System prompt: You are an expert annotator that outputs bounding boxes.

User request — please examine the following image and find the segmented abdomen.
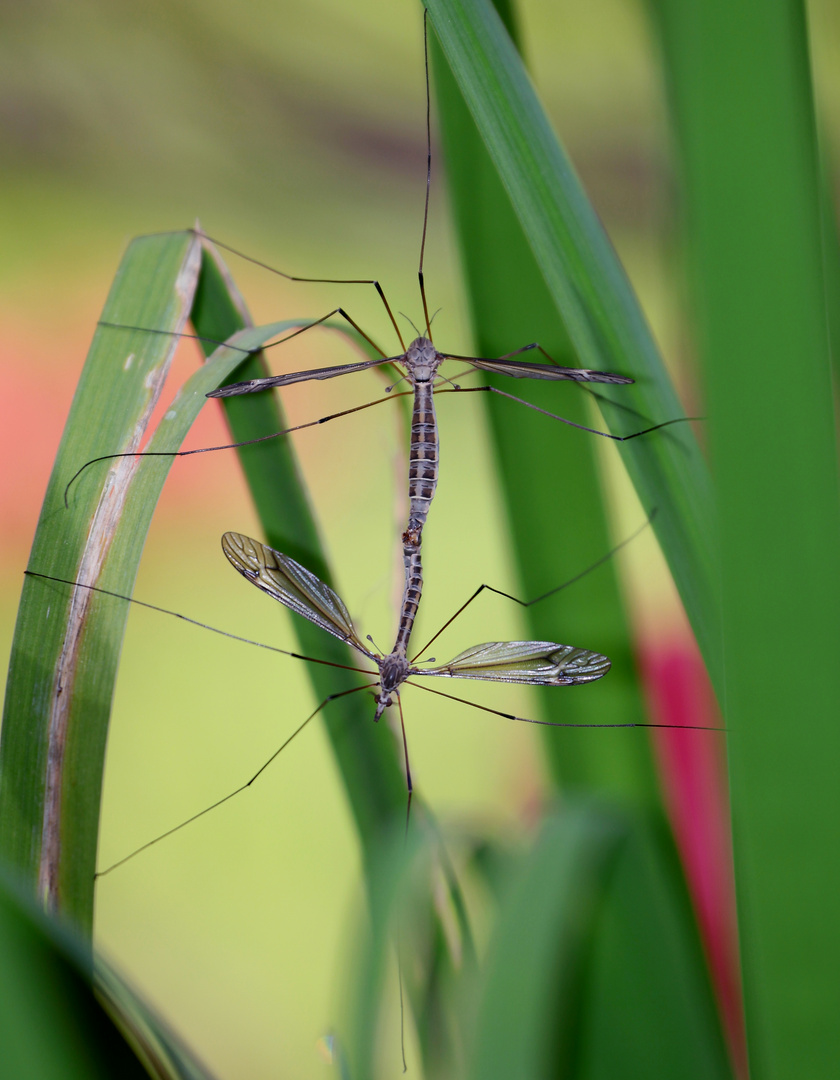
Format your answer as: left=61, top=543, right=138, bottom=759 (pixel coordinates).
left=393, top=376, right=438, bottom=657
left=406, top=380, right=438, bottom=540
left=393, top=547, right=423, bottom=656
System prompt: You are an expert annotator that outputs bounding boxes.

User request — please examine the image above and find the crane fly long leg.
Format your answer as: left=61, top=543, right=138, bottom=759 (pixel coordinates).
left=454, top=339, right=618, bottom=371
left=396, top=693, right=413, bottom=837
left=23, top=571, right=379, bottom=676
left=436, top=385, right=693, bottom=444
left=410, top=514, right=656, bottom=662
left=102, top=304, right=388, bottom=364
left=63, top=388, right=415, bottom=507
left=95, top=682, right=377, bottom=878
left=98, top=319, right=255, bottom=357
left=407, top=681, right=724, bottom=731
left=196, top=229, right=407, bottom=350
left=417, top=8, right=433, bottom=345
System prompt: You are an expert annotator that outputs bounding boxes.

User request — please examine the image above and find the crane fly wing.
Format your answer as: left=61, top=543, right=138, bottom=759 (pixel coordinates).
left=208, top=356, right=402, bottom=398
left=421, top=641, right=611, bottom=685
left=446, top=355, right=633, bottom=386
left=221, top=532, right=374, bottom=659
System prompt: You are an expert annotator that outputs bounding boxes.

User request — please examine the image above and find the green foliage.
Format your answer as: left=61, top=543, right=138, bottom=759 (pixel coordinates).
left=0, top=872, right=138, bottom=1080
left=425, top=0, right=719, bottom=689
left=0, top=867, right=214, bottom=1080
left=3, top=0, right=837, bottom=1076
left=651, top=2, right=840, bottom=1076
left=429, top=0, right=661, bottom=801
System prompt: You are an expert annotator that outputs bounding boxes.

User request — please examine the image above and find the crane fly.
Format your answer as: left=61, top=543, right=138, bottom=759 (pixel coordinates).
left=63, top=12, right=692, bottom=633
left=58, top=4, right=694, bottom=698
left=66, top=250, right=664, bottom=658
left=35, top=520, right=715, bottom=879
left=57, top=16, right=695, bottom=708
left=221, top=530, right=611, bottom=718
left=95, top=526, right=609, bottom=876
left=219, top=528, right=610, bottom=828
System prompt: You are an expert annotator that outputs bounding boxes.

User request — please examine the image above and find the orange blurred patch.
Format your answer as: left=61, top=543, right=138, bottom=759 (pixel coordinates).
left=0, top=315, right=86, bottom=562
left=2, top=286, right=386, bottom=566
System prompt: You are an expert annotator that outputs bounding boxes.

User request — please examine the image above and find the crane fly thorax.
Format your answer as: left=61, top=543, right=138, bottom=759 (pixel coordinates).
left=380, top=652, right=410, bottom=693
left=405, top=336, right=443, bottom=384
left=373, top=652, right=410, bottom=722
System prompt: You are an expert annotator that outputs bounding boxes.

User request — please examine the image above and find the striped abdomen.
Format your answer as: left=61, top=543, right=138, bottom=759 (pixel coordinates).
left=394, top=337, right=441, bottom=657
left=393, top=546, right=423, bottom=657
left=404, top=379, right=439, bottom=546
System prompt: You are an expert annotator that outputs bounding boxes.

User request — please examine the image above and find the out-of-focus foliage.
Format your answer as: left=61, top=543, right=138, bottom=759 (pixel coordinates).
left=2, top=0, right=839, bottom=1077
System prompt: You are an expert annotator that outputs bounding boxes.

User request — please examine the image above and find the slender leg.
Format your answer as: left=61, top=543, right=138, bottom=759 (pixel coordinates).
left=395, top=691, right=413, bottom=1073
left=407, top=681, right=724, bottom=732
left=95, top=683, right=375, bottom=877
left=396, top=693, right=414, bottom=838
left=436, top=384, right=693, bottom=444
left=25, top=571, right=380, bottom=678
left=102, top=304, right=389, bottom=363
left=196, top=231, right=407, bottom=350
left=410, top=516, right=655, bottom=662
left=64, top=388, right=415, bottom=506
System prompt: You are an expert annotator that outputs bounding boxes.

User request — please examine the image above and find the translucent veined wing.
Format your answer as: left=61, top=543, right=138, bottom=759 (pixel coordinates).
left=443, top=354, right=633, bottom=385
left=221, top=532, right=375, bottom=659
left=420, top=641, right=611, bottom=685
left=207, top=355, right=403, bottom=397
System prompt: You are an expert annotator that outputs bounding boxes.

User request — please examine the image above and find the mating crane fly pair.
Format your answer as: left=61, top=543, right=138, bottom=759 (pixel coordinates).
left=47, top=13, right=707, bottom=873
left=61, top=230, right=682, bottom=740
left=59, top=224, right=686, bottom=812
left=220, top=532, right=612, bottom=797
left=195, top=238, right=652, bottom=752
left=64, top=247, right=669, bottom=795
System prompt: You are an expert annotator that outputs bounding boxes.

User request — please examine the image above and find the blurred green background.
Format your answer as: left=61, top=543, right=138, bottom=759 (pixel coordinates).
left=1, top=1, right=838, bottom=1077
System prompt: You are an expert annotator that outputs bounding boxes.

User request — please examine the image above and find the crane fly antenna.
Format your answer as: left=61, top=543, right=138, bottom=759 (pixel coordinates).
left=399, top=311, right=424, bottom=338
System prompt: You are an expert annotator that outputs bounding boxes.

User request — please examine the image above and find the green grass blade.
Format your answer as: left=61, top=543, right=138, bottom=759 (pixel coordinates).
left=0, top=862, right=219, bottom=1079
left=0, top=235, right=407, bottom=936
left=0, top=868, right=157, bottom=1080
left=466, top=801, right=731, bottom=1080
left=651, top=2, right=840, bottom=1075
left=94, top=958, right=220, bottom=1080
left=0, top=232, right=204, bottom=932
left=425, top=0, right=719, bottom=689
left=188, top=250, right=408, bottom=856
left=344, top=820, right=459, bottom=1079
left=430, top=0, right=660, bottom=802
